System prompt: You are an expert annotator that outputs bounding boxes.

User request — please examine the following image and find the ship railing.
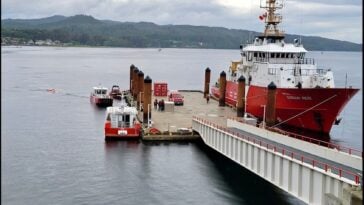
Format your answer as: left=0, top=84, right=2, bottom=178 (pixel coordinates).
left=227, top=117, right=362, bottom=158
left=255, top=57, right=269, bottom=62
left=265, top=58, right=315, bottom=65
left=193, top=116, right=362, bottom=185
left=298, top=58, right=315, bottom=65
left=284, top=68, right=326, bottom=76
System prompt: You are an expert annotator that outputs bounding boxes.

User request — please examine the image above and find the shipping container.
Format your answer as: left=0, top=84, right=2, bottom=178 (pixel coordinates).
left=154, top=82, right=168, bottom=96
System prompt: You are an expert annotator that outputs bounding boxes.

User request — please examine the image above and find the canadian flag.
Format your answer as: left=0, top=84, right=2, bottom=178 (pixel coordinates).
left=259, top=12, right=267, bottom=20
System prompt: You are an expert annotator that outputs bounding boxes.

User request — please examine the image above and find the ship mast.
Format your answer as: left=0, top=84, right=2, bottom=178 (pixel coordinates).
left=260, top=0, right=284, bottom=39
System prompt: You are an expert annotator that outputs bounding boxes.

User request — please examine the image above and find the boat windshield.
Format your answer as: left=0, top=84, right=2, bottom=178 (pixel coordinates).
left=110, top=113, right=132, bottom=128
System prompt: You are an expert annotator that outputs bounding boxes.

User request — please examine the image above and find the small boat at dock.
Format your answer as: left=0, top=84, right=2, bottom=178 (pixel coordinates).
left=104, top=103, right=142, bottom=140
left=90, top=86, right=113, bottom=107
left=109, top=85, right=122, bottom=100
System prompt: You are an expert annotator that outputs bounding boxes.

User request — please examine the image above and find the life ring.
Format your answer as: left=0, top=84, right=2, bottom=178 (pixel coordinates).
left=149, top=127, right=161, bottom=135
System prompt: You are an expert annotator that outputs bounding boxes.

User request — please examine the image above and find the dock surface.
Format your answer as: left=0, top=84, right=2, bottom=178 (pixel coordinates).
left=136, top=91, right=236, bottom=139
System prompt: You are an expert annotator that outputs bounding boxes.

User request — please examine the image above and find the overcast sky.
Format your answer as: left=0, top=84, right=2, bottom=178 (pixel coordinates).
left=1, top=0, right=362, bottom=44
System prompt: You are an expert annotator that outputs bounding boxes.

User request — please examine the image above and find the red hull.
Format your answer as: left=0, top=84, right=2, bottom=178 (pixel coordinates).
left=104, top=122, right=141, bottom=139
left=90, top=95, right=113, bottom=107
left=211, top=81, right=358, bottom=134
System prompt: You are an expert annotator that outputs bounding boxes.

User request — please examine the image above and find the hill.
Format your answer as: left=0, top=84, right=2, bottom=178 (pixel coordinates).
left=1, top=15, right=362, bottom=51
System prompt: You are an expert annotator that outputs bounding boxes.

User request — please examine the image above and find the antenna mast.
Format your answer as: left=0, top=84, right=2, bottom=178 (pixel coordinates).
left=259, top=0, right=284, bottom=39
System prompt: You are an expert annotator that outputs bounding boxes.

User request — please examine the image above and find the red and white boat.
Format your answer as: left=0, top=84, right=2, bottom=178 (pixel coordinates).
left=90, top=86, right=113, bottom=107
left=104, top=104, right=142, bottom=140
left=109, top=85, right=122, bottom=100
left=211, top=0, right=359, bottom=135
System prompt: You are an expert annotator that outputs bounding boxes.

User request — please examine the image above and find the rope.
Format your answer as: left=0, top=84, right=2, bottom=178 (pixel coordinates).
left=269, top=94, right=337, bottom=128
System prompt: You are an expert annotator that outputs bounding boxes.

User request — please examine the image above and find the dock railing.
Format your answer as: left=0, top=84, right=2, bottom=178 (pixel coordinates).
left=193, top=116, right=362, bottom=185
left=227, top=117, right=363, bottom=158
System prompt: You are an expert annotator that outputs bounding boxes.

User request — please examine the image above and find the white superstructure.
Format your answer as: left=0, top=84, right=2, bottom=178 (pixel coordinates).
left=230, top=0, right=335, bottom=89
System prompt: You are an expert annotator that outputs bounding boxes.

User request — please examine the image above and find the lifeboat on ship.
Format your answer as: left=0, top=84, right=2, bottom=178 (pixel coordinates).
left=104, top=104, right=142, bottom=140
left=90, top=86, right=113, bottom=107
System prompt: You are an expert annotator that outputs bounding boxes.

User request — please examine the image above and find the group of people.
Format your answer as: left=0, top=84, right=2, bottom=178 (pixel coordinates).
left=154, top=99, right=165, bottom=111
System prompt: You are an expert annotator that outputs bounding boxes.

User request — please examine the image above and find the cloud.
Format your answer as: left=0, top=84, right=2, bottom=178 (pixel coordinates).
left=1, top=0, right=362, bottom=43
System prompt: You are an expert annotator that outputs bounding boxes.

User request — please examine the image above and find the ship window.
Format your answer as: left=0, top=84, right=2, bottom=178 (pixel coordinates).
left=270, top=53, right=274, bottom=58
left=285, top=53, right=289, bottom=58
left=268, top=68, right=276, bottom=75
left=254, top=52, right=257, bottom=57
left=248, top=52, right=253, bottom=61
left=262, top=53, right=265, bottom=58
left=124, top=114, right=130, bottom=127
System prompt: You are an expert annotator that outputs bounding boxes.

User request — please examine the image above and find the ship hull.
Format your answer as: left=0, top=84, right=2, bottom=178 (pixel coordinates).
left=90, top=95, right=113, bottom=107
left=211, top=81, right=358, bottom=134
left=104, top=122, right=141, bottom=140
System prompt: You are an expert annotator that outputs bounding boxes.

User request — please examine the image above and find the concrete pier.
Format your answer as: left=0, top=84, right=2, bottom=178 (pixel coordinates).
left=134, top=90, right=236, bottom=141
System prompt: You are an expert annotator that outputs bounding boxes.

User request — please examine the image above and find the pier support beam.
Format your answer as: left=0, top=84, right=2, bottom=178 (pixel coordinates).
left=266, top=82, right=277, bottom=127
left=237, top=75, right=246, bottom=117
left=130, top=64, right=135, bottom=92
left=133, top=67, right=139, bottom=100
left=219, top=71, right=226, bottom=106
left=204, top=67, right=211, bottom=98
left=137, top=70, right=144, bottom=110
left=143, top=76, right=152, bottom=124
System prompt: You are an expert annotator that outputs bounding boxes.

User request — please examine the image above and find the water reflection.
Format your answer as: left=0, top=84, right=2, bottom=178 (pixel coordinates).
left=195, top=141, right=306, bottom=205
left=104, top=140, right=140, bottom=151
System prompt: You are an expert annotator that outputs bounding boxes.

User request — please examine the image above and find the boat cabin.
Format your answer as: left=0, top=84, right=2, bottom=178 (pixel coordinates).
left=111, top=85, right=121, bottom=92
left=106, top=105, right=138, bottom=128
left=92, top=87, right=108, bottom=96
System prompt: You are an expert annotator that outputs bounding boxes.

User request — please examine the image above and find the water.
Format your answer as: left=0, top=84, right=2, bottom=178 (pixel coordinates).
left=2, top=46, right=362, bottom=204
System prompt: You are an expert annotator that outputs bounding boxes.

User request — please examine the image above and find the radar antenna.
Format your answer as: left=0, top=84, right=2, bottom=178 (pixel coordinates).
left=259, top=0, right=285, bottom=39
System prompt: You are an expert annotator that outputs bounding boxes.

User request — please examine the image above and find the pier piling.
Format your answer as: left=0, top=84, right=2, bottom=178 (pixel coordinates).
left=143, top=76, right=152, bottom=124
left=237, top=76, right=246, bottom=117
left=133, top=67, right=139, bottom=100
left=137, top=70, right=144, bottom=110
left=204, top=67, right=211, bottom=98
left=219, top=71, right=226, bottom=106
left=129, top=64, right=135, bottom=92
left=266, top=82, right=277, bottom=127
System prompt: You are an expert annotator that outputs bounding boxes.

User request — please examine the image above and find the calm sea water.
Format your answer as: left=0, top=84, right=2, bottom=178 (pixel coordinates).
left=2, top=46, right=362, bottom=205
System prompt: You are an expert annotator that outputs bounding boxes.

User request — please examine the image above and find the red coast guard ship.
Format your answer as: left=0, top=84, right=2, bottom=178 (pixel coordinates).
left=211, top=0, right=358, bottom=135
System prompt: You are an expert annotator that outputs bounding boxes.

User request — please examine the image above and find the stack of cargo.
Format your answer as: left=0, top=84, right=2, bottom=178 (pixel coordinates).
left=154, top=82, right=168, bottom=96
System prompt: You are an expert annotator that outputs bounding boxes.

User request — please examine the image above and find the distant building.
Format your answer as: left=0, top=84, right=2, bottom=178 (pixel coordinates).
left=27, top=40, right=35, bottom=45
left=35, top=40, right=46, bottom=45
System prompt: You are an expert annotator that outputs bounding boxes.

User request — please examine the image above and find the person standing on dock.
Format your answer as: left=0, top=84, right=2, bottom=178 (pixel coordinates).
left=158, top=100, right=162, bottom=111
left=161, top=99, right=165, bottom=111
left=154, top=99, right=158, bottom=110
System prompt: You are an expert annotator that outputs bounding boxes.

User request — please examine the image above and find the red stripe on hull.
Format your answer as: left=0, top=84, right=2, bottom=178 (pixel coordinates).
left=104, top=122, right=141, bottom=139
left=90, top=96, right=113, bottom=107
left=211, top=81, right=358, bottom=134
